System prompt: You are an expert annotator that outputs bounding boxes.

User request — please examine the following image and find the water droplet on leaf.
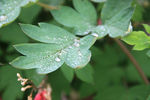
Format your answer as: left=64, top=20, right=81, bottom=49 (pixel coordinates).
left=91, top=33, right=98, bottom=37
left=55, top=57, right=61, bottom=62
left=0, top=15, right=7, bottom=21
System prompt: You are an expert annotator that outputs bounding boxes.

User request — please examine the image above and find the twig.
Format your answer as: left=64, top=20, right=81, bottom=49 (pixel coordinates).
left=36, top=2, right=58, bottom=10
left=114, top=39, right=150, bottom=85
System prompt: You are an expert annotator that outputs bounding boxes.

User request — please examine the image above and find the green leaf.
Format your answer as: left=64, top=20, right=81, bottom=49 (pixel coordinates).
left=0, top=22, right=29, bottom=44
left=127, top=85, right=150, bottom=100
left=126, top=50, right=150, bottom=83
left=91, top=45, right=125, bottom=91
left=0, top=66, right=44, bottom=100
left=40, top=0, right=65, bottom=6
left=73, top=0, right=97, bottom=24
left=51, top=0, right=97, bottom=36
left=101, top=0, right=132, bottom=23
left=147, top=95, right=150, bottom=100
left=11, top=23, right=96, bottom=74
left=75, top=64, right=94, bottom=84
left=147, top=50, right=150, bottom=57
left=122, top=31, right=150, bottom=50
left=91, top=0, right=106, bottom=3
left=65, top=46, right=91, bottom=68
left=24, top=69, right=44, bottom=86
left=94, top=86, right=126, bottom=100
left=100, top=0, right=134, bottom=37
left=0, top=0, right=37, bottom=28
left=0, top=66, right=23, bottom=100
left=60, top=64, right=74, bottom=82
left=18, top=5, right=42, bottom=23
left=143, top=24, right=150, bottom=33
left=48, top=69, right=71, bottom=100
left=79, top=83, right=95, bottom=99
left=132, top=2, right=144, bottom=22
left=10, top=43, right=66, bottom=74
left=13, top=43, right=64, bottom=57
left=20, top=23, right=75, bottom=46
left=94, top=85, right=150, bottom=100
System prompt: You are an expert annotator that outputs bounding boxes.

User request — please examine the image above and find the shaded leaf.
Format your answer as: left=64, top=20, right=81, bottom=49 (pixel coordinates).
left=0, top=22, right=29, bottom=44
left=60, top=64, right=74, bottom=82
left=75, top=64, right=94, bottom=84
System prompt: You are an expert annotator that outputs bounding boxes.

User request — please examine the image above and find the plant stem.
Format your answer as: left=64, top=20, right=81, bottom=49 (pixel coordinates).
left=36, top=2, right=58, bottom=10
left=114, top=38, right=150, bottom=85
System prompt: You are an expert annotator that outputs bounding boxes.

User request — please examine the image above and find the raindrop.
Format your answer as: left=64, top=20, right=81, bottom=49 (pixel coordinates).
left=0, top=15, right=7, bottom=21
left=73, top=39, right=80, bottom=47
left=84, top=30, right=90, bottom=35
left=78, top=51, right=82, bottom=56
left=74, top=42, right=80, bottom=47
left=91, top=33, right=98, bottom=37
left=55, top=57, right=61, bottom=62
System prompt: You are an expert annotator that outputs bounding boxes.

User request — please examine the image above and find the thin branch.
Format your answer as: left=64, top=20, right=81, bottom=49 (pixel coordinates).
left=36, top=2, right=58, bottom=10
left=114, top=38, right=150, bottom=85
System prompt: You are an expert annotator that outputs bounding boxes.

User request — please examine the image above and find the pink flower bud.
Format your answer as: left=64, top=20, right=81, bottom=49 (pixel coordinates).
left=34, top=90, right=47, bottom=100
left=97, top=19, right=102, bottom=25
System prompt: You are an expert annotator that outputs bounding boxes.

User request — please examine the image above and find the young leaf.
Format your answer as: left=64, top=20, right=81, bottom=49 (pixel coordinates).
left=122, top=31, right=150, bottom=50
left=143, top=24, right=150, bottom=33
left=0, top=0, right=37, bottom=28
left=10, top=23, right=97, bottom=74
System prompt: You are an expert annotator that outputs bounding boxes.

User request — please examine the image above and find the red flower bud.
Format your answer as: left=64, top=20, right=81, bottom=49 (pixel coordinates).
left=97, top=19, right=102, bottom=25
left=34, top=90, right=47, bottom=100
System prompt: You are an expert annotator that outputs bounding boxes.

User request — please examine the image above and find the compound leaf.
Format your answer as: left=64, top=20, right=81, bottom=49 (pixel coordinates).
left=11, top=23, right=96, bottom=74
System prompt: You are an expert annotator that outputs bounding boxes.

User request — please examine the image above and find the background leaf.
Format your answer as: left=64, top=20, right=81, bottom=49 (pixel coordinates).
left=0, top=0, right=37, bottom=28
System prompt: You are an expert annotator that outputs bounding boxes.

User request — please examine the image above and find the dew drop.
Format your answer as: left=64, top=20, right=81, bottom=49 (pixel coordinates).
left=78, top=51, right=82, bottom=56
left=73, top=39, right=80, bottom=47
left=91, top=33, right=98, bottom=37
left=0, top=15, right=7, bottom=21
left=84, top=30, right=90, bottom=35
left=55, top=57, right=61, bottom=62
left=74, top=42, right=80, bottom=47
